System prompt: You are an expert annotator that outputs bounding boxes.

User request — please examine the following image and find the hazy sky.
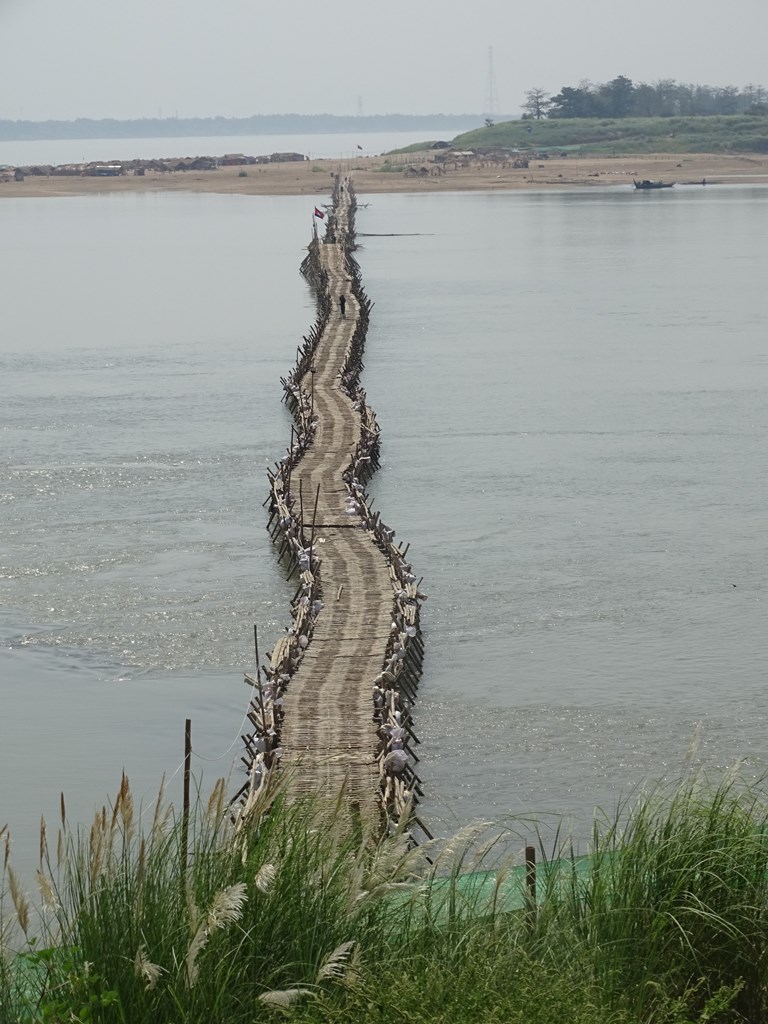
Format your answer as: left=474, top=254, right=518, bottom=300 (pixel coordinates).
left=1, top=0, right=766, bottom=121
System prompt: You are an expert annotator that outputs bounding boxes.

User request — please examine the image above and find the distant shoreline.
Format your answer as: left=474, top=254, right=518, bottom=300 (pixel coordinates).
left=2, top=152, right=768, bottom=199
left=0, top=113, right=495, bottom=144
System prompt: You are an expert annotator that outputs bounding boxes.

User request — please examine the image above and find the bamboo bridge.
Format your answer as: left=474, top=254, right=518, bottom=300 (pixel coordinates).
left=236, top=178, right=428, bottom=837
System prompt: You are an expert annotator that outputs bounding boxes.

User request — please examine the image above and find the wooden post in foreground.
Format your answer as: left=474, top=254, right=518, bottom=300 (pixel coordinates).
left=181, top=719, right=192, bottom=880
left=525, top=844, right=537, bottom=926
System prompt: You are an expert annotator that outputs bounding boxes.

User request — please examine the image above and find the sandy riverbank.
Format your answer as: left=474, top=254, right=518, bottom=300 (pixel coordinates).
left=2, top=152, right=768, bottom=198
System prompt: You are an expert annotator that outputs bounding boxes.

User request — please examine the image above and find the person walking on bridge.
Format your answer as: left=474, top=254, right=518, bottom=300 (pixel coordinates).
left=339, top=294, right=346, bottom=318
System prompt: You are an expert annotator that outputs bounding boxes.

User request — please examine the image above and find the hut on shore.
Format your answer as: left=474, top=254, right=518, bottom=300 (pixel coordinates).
left=85, top=163, right=123, bottom=176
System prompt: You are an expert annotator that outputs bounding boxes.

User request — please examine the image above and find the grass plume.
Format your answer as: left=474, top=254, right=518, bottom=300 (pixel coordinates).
left=3, top=771, right=768, bottom=1022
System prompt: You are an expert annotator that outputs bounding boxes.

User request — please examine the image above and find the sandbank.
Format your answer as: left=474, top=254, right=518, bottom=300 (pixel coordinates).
left=2, top=153, right=767, bottom=199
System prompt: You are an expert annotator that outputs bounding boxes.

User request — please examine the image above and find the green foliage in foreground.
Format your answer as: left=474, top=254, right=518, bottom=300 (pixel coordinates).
left=408, top=115, right=768, bottom=156
left=3, top=772, right=768, bottom=1023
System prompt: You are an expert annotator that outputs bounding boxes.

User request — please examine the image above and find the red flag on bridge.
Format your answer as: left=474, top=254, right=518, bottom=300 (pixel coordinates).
left=314, top=207, right=325, bottom=219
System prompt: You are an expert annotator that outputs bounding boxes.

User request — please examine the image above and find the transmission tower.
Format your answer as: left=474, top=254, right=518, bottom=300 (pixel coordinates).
left=485, top=46, right=498, bottom=120
left=356, top=95, right=364, bottom=117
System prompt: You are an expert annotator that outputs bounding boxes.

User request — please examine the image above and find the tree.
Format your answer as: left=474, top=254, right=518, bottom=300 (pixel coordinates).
left=599, top=75, right=635, bottom=117
left=522, top=88, right=551, bottom=120
left=744, top=84, right=767, bottom=108
left=714, top=85, right=739, bottom=114
left=548, top=85, right=597, bottom=118
left=676, top=83, right=696, bottom=117
left=652, top=79, right=679, bottom=117
left=633, top=82, right=658, bottom=117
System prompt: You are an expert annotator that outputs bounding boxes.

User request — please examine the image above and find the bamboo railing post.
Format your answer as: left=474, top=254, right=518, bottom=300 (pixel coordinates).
left=253, top=623, right=261, bottom=684
left=308, top=483, right=321, bottom=566
left=299, top=479, right=305, bottom=548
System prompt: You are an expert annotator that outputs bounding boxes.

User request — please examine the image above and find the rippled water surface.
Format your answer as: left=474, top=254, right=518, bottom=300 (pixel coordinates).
left=1, top=192, right=317, bottom=868
left=2, top=185, right=768, bottom=872
left=360, top=186, right=768, bottom=835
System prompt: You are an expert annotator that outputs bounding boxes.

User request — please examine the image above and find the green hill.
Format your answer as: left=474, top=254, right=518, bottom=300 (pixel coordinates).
left=444, top=115, right=768, bottom=155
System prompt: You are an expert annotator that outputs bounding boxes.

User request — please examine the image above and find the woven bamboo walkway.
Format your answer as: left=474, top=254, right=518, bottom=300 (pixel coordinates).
left=236, top=178, right=426, bottom=836
left=278, top=188, right=392, bottom=814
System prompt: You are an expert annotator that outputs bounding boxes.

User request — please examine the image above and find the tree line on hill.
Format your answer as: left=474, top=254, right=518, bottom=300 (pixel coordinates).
left=522, top=78, right=768, bottom=119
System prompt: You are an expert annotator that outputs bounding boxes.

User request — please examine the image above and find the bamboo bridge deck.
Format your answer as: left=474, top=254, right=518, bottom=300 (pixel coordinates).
left=279, top=190, right=390, bottom=811
left=238, top=178, right=426, bottom=835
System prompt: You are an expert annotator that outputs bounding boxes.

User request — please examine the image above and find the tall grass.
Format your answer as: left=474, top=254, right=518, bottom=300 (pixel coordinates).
left=3, top=771, right=768, bottom=1022
left=535, top=773, right=768, bottom=1022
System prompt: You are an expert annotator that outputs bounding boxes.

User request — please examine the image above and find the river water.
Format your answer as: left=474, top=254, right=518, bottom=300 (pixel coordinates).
left=361, top=185, right=768, bottom=839
left=0, top=129, right=465, bottom=168
left=2, top=184, right=767, bottom=872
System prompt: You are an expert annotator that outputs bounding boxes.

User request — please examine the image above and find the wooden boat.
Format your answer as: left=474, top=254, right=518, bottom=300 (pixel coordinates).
left=633, top=179, right=675, bottom=190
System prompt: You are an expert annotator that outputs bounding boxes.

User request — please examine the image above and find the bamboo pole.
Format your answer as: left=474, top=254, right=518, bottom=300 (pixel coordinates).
left=525, top=844, right=537, bottom=925
left=181, top=719, right=191, bottom=880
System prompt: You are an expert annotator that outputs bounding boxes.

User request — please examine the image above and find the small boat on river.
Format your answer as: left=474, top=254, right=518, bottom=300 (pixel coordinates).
left=633, top=179, right=675, bottom=190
